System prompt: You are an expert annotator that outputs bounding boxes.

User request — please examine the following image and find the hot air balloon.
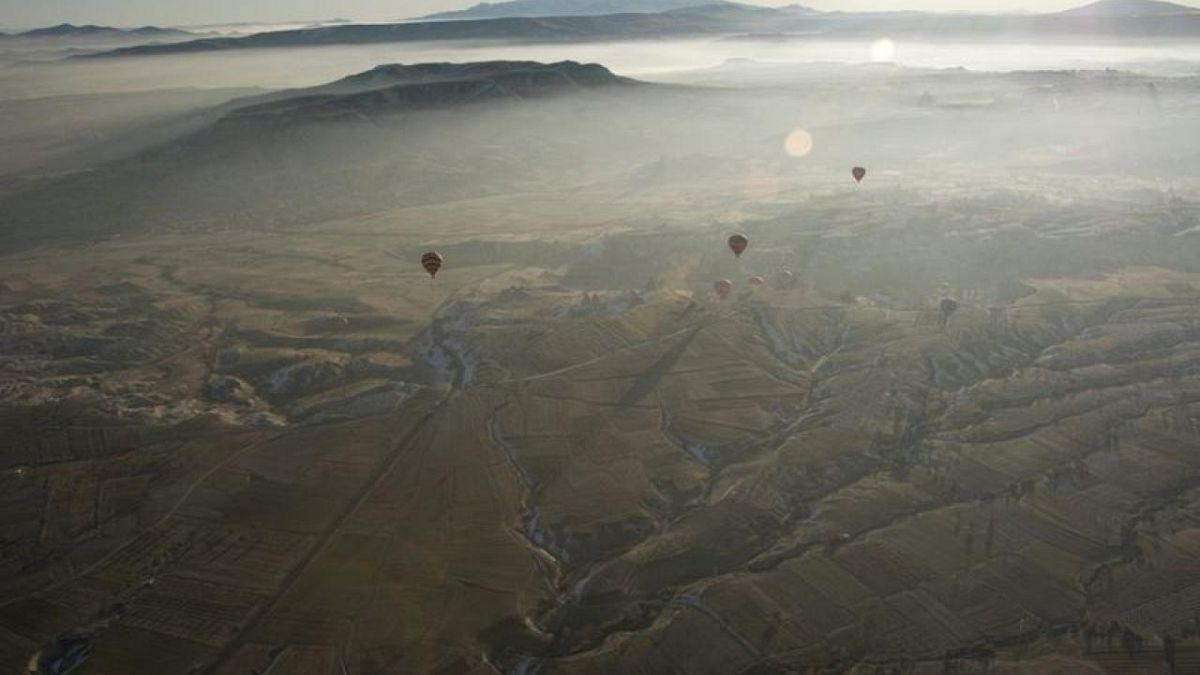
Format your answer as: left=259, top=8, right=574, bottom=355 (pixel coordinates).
left=748, top=276, right=765, bottom=287
left=714, top=279, right=733, bottom=300
left=727, top=234, right=749, bottom=258
left=421, top=252, right=444, bottom=279
left=852, top=167, right=867, bottom=183
left=939, top=297, right=959, bottom=327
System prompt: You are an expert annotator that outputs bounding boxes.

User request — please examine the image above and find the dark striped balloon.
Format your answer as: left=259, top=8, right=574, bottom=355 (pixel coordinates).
left=728, top=234, right=749, bottom=258
left=852, top=166, right=867, bottom=183
left=940, top=297, right=959, bottom=318
left=421, top=252, right=444, bottom=279
left=713, top=279, right=733, bottom=300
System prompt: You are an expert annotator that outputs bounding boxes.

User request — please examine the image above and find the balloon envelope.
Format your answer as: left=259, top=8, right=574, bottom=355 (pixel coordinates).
left=852, top=167, right=867, bottom=183
left=748, top=276, right=765, bottom=287
left=421, top=252, right=444, bottom=279
left=713, top=279, right=733, bottom=300
left=940, top=297, right=959, bottom=316
left=727, top=234, right=749, bottom=258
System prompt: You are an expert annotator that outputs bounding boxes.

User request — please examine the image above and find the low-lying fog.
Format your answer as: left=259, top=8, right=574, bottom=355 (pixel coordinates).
left=3, top=36, right=1200, bottom=100
left=2, top=34, right=1197, bottom=209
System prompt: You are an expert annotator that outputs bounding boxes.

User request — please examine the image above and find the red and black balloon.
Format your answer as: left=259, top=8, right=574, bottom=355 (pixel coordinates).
left=421, top=251, right=444, bottom=279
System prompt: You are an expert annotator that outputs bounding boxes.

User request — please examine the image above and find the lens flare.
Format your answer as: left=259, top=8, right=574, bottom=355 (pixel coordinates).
left=784, top=128, right=814, bottom=158
left=870, top=38, right=896, bottom=63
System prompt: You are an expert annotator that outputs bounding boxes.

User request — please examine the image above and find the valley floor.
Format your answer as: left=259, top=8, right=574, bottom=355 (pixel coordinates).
left=2, top=187, right=1200, bottom=674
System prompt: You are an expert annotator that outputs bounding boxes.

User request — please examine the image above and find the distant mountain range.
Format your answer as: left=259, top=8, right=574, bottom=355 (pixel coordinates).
left=89, top=10, right=749, bottom=57
left=420, top=0, right=760, bottom=20
left=87, top=0, right=1200, bottom=58
left=2, top=23, right=191, bottom=39
left=1062, top=0, right=1200, bottom=15
left=417, top=0, right=1194, bottom=20
left=216, top=60, right=638, bottom=126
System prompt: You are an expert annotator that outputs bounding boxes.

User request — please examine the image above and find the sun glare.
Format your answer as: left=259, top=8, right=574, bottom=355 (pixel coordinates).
left=870, top=38, right=897, bottom=63
left=784, top=128, right=814, bottom=157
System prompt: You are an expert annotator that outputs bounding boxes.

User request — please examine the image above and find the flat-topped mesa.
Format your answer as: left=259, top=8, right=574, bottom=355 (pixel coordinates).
left=218, top=61, right=639, bottom=126
left=324, top=60, right=631, bottom=90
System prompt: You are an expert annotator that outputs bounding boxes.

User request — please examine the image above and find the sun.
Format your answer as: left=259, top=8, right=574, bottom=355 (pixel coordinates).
left=870, top=38, right=896, bottom=63
left=784, top=128, right=814, bottom=158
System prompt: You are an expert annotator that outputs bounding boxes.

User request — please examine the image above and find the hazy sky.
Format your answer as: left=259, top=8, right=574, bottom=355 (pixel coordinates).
left=2, top=0, right=1198, bottom=29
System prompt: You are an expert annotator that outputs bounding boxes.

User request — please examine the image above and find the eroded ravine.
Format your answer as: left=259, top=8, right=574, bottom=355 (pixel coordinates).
left=491, top=292, right=1200, bottom=674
